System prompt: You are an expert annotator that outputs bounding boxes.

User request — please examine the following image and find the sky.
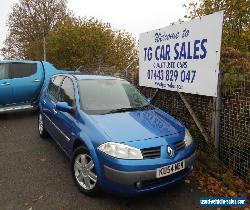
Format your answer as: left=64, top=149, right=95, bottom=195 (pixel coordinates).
left=0, top=0, right=18, bottom=54
left=0, top=0, right=188, bottom=58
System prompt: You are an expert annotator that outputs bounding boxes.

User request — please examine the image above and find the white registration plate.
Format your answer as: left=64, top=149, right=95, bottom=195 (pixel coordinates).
left=156, top=160, right=185, bottom=178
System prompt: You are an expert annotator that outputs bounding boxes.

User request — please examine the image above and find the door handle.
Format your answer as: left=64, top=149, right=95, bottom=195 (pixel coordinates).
left=33, top=79, right=41, bottom=82
left=52, top=109, right=57, bottom=114
left=1, top=82, right=10, bottom=86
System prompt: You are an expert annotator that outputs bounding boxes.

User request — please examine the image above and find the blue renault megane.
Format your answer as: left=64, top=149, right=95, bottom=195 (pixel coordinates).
left=38, top=73, right=196, bottom=195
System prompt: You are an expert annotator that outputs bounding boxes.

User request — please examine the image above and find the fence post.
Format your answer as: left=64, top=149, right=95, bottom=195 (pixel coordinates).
left=214, top=70, right=222, bottom=150
left=178, top=92, right=210, bottom=143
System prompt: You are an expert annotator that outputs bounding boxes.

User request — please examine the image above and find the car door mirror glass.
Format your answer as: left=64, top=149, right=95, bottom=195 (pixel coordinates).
left=56, top=101, right=73, bottom=113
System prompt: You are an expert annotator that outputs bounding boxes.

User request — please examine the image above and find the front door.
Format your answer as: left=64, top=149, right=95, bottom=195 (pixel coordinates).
left=0, top=63, right=13, bottom=106
left=53, top=76, right=77, bottom=153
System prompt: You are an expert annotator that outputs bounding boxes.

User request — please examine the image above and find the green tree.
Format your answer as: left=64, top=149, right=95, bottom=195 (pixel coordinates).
left=46, top=17, right=138, bottom=73
left=184, top=0, right=250, bottom=52
left=1, top=0, right=68, bottom=59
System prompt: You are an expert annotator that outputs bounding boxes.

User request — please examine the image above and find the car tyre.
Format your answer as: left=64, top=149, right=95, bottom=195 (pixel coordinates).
left=71, top=146, right=99, bottom=196
left=38, top=113, right=49, bottom=138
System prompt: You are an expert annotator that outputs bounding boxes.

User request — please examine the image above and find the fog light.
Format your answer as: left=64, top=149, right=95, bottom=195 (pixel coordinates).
left=136, top=181, right=142, bottom=189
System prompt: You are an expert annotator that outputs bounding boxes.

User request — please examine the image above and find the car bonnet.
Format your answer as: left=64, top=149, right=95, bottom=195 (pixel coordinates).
left=89, top=108, right=185, bottom=143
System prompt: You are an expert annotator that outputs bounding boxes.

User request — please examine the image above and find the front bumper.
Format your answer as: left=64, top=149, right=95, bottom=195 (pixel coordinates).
left=95, top=142, right=196, bottom=195
left=104, top=152, right=195, bottom=185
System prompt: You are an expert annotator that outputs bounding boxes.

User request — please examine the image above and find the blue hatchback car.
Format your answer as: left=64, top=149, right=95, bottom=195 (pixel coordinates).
left=38, top=73, right=196, bottom=196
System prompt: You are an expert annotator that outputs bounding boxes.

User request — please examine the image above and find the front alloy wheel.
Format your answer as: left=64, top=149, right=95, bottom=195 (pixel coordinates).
left=72, top=147, right=99, bottom=195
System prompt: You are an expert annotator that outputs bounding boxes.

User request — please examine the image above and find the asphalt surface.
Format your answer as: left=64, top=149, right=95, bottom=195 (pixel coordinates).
left=0, top=111, right=211, bottom=210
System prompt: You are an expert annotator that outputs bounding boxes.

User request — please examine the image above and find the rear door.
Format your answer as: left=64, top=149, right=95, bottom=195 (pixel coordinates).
left=10, top=62, right=43, bottom=104
left=0, top=63, right=13, bottom=106
left=42, top=75, right=65, bottom=140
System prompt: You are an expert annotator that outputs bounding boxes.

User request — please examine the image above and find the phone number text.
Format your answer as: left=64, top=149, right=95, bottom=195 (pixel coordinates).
left=147, top=69, right=196, bottom=83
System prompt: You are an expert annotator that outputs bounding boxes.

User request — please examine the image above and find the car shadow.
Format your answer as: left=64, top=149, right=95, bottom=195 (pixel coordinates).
left=89, top=178, right=202, bottom=210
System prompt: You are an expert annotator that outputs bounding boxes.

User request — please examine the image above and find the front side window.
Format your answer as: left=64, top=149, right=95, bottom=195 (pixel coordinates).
left=0, top=64, right=10, bottom=80
left=78, top=79, right=149, bottom=114
left=58, top=77, right=75, bottom=106
left=10, top=63, right=37, bottom=78
left=47, top=76, right=65, bottom=101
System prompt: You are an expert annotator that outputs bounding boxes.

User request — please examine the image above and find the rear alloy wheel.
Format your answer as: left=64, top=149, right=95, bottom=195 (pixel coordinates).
left=72, top=147, right=99, bottom=195
left=38, top=113, right=48, bottom=138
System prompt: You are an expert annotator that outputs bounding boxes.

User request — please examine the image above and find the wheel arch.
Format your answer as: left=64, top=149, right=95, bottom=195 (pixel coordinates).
left=71, top=136, right=96, bottom=159
left=72, top=138, right=87, bottom=152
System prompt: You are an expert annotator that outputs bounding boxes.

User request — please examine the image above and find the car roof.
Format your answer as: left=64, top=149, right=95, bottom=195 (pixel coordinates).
left=0, top=60, right=40, bottom=64
left=55, top=73, right=122, bottom=81
left=74, top=74, right=119, bottom=80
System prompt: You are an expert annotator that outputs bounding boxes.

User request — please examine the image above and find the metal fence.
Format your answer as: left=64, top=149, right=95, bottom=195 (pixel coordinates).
left=219, top=65, right=250, bottom=184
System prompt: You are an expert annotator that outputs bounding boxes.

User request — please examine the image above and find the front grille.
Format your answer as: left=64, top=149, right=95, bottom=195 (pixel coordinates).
left=141, top=146, right=161, bottom=159
left=139, top=167, right=190, bottom=189
left=174, top=140, right=186, bottom=151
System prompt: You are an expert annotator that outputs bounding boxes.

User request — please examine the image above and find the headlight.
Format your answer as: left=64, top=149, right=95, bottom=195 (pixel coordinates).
left=184, top=129, right=193, bottom=147
left=97, top=142, right=143, bottom=160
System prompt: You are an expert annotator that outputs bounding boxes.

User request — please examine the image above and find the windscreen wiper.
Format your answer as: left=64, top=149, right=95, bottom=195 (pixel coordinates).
left=106, top=105, right=154, bottom=114
left=107, top=107, right=141, bottom=114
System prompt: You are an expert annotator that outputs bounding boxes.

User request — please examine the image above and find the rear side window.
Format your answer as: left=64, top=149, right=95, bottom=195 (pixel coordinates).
left=58, top=77, right=75, bottom=106
left=47, top=76, right=65, bottom=101
left=0, top=64, right=10, bottom=80
left=10, top=63, right=37, bottom=78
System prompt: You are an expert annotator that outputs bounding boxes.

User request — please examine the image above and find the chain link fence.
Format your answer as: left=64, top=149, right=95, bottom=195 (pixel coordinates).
left=218, top=58, right=250, bottom=184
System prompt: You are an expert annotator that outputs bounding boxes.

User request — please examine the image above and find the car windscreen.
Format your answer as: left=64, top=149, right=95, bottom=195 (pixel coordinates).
left=78, top=79, right=149, bottom=114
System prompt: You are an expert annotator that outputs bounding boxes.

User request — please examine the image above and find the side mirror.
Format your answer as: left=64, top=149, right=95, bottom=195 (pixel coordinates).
left=147, top=98, right=152, bottom=104
left=56, top=102, right=73, bottom=113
